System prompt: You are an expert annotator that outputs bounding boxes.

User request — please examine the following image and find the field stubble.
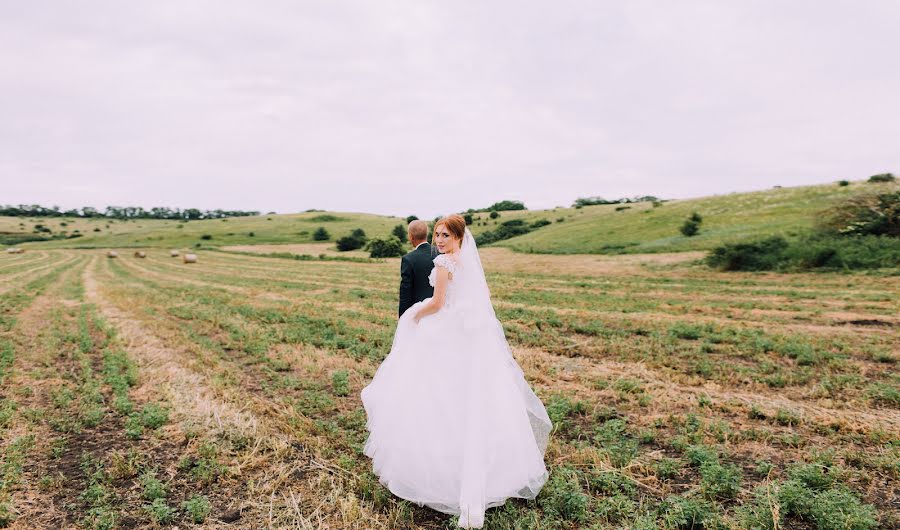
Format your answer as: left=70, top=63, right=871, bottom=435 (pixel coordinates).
left=0, top=247, right=897, bottom=529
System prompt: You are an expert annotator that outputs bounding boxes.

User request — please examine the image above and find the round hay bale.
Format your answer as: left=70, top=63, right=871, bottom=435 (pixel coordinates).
left=107, top=250, right=119, bottom=258
left=170, top=250, right=180, bottom=257
left=6, top=247, right=22, bottom=254
left=134, top=251, right=147, bottom=258
left=182, top=253, right=198, bottom=264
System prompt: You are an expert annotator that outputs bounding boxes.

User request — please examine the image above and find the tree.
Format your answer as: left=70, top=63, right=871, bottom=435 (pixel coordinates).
left=489, top=211, right=499, bottom=219
left=392, top=224, right=407, bottom=240
left=406, top=215, right=419, bottom=224
left=463, top=213, right=473, bottom=225
left=367, top=237, right=405, bottom=258
left=313, top=227, right=330, bottom=241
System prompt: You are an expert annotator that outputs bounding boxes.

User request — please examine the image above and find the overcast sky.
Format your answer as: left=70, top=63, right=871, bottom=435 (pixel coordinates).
left=2, top=1, right=899, bottom=218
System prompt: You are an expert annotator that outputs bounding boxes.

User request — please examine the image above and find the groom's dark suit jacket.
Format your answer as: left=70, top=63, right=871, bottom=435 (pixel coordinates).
left=399, top=242, right=435, bottom=317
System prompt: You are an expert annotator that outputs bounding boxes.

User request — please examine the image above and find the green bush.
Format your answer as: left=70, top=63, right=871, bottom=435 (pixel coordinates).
left=463, top=213, right=473, bottom=225
left=706, top=234, right=900, bottom=271
left=821, top=191, right=899, bottom=237
left=313, top=227, right=330, bottom=241
left=476, top=218, right=554, bottom=245
left=838, top=180, right=850, bottom=186
left=489, top=210, right=499, bottom=219
left=391, top=224, right=406, bottom=240
left=868, top=172, right=895, bottom=183
left=336, top=228, right=367, bottom=251
left=680, top=212, right=703, bottom=237
left=200, top=234, right=212, bottom=240
left=366, top=236, right=404, bottom=258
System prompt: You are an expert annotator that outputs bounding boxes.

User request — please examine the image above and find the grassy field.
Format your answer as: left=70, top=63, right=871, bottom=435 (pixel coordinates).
left=489, top=180, right=899, bottom=254
left=7, top=180, right=897, bottom=256
left=3, top=212, right=406, bottom=251
left=0, top=248, right=897, bottom=528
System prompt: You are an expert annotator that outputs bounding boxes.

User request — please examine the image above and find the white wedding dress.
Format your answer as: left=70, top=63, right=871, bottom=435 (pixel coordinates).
left=360, top=229, right=552, bottom=529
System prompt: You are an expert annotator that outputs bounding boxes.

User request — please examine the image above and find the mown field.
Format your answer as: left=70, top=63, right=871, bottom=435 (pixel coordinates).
left=0, top=248, right=897, bottom=529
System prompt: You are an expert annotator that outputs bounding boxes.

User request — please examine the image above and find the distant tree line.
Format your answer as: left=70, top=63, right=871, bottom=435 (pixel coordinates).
left=573, top=196, right=660, bottom=207
left=466, top=200, right=527, bottom=213
left=0, top=204, right=259, bottom=220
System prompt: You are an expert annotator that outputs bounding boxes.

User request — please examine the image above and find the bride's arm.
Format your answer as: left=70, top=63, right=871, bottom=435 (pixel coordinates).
left=413, top=267, right=450, bottom=323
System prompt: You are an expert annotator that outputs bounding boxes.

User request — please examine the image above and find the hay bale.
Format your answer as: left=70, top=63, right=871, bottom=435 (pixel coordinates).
left=6, top=247, right=23, bottom=254
left=107, top=250, right=119, bottom=258
left=182, top=253, right=198, bottom=264
left=170, top=250, right=180, bottom=257
left=134, top=251, right=147, bottom=258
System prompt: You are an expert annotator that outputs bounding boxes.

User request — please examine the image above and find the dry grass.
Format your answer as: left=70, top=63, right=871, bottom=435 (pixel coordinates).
left=1, top=248, right=897, bottom=528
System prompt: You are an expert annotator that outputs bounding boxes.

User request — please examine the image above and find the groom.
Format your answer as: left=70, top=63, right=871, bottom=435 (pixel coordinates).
left=398, top=220, right=435, bottom=317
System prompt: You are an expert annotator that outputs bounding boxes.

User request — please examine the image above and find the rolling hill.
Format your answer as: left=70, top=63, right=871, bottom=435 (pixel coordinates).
left=4, top=179, right=896, bottom=254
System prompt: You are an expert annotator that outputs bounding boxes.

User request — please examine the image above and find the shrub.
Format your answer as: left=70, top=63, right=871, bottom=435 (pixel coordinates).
left=706, top=234, right=900, bottom=271
left=366, top=237, right=404, bottom=258
left=405, top=215, right=418, bottom=223
left=391, top=224, right=406, bottom=240
left=336, top=228, right=367, bottom=251
left=200, top=234, right=212, bottom=240
left=313, top=227, right=330, bottom=241
left=309, top=214, right=345, bottom=222
left=838, top=180, right=850, bottom=186
left=476, top=218, right=553, bottom=245
left=463, top=213, right=473, bottom=225
left=820, top=191, right=899, bottom=237
left=489, top=210, right=499, bottom=219
left=680, top=212, right=703, bottom=237
left=868, top=172, right=895, bottom=183
left=706, top=236, right=788, bottom=271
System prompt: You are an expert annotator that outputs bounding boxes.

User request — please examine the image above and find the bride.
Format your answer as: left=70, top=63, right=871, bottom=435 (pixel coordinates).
left=360, top=214, right=553, bottom=528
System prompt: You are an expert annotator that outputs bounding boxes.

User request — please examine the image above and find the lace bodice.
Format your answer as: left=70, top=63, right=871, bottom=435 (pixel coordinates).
left=428, top=254, right=460, bottom=307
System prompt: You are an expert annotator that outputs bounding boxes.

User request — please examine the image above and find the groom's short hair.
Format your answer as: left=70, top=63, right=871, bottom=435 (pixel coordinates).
left=408, top=220, right=428, bottom=243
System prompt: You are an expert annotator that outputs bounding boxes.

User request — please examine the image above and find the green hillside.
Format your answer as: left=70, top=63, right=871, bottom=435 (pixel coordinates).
left=5, top=211, right=405, bottom=250
left=486, top=180, right=898, bottom=254
left=4, top=179, right=896, bottom=254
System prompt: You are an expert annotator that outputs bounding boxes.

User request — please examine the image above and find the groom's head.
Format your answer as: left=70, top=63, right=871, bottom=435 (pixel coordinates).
left=408, top=220, right=429, bottom=246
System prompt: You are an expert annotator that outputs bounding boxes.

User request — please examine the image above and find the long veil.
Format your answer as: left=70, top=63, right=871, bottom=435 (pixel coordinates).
left=455, top=228, right=552, bottom=456
left=456, top=228, right=498, bottom=332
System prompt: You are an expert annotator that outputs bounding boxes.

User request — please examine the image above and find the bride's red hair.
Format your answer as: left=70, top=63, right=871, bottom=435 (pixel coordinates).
left=433, top=214, right=467, bottom=247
